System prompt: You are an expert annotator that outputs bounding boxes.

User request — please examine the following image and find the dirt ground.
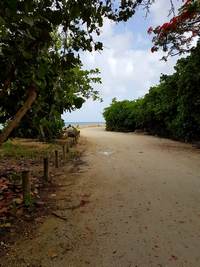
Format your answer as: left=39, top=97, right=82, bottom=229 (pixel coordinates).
left=1, top=127, right=200, bottom=267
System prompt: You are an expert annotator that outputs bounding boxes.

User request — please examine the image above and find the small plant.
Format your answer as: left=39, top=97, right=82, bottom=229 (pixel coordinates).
left=9, top=172, right=21, bottom=185
left=24, top=194, right=33, bottom=207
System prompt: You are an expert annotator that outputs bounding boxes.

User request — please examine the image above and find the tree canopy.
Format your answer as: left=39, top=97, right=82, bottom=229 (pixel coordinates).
left=0, top=0, right=139, bottom=143
left=103, top=42, right=200, bottom=142
left=149, top=0, right=200, bottom=59
left=0, top=0, right=199, bottom=143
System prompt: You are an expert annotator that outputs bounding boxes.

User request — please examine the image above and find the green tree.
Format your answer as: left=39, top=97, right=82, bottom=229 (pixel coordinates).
left=103, top=42, right=200, bottom=142
left=0, top=0, right=139, bottom=144
left=148, top=0, right=200, bottom=59
left=170, top=43, right=200, bottom=140
left=11, top=67, right=101, bottom=140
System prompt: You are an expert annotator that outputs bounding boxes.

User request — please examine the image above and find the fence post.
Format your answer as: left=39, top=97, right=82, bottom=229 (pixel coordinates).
left=66, top=142, right=69, bottom=153
left=62, top=145, right=66, bottom=161
left=22, top=170, right=31, bottom=205
left=55, top=150, right=59, bottom=168
left=72, top=137, right=75, bottom=145
left=43, top=157, right=49, bottom=181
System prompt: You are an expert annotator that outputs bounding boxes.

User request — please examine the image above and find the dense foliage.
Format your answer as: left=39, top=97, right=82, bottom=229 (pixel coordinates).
left=0, top=0, right=141, bottom=143
left=103, top=42, right=200, bottom=142
left=0, top=1, right=199, bottom=143
left=8, top=67, right=101, bottom=140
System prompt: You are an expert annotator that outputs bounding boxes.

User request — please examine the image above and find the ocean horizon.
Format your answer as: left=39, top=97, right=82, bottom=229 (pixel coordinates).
left=64, top=121, right=105, bottom=126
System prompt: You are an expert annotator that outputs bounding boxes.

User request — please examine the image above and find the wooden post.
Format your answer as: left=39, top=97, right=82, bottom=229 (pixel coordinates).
left=55, top=150, right=59, bottom=168
left=66, top=142, right=69, bottom=153
left=22, top=170, right=31, bottom=205
left=62, top=145, right=66, bottom=161
left=43, top=157, right=49, bottom=181
left=69, top=139, right=72, bottom=148
left=72, top=137, right=75, bottom=145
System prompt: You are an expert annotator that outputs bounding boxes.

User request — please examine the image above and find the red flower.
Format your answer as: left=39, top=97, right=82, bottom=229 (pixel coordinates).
left=151, top=46, right=158, bottom=53
left=192, top=30, right=198, bottom=36
left=160, top=23, right=171, bottom=31
left=170, top=17, right=178, bottom=25
left=147, top=26, right=153, bottom=34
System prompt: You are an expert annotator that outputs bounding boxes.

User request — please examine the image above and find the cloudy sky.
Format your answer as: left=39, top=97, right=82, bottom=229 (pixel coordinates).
left=62, top=0, right=181, bottom=123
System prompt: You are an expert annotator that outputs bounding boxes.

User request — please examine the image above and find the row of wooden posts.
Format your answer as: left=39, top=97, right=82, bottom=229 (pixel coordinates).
left=22, top=137, right=76, bottom=205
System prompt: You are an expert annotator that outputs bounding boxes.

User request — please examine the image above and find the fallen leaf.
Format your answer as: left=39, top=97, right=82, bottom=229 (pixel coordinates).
left=0, top=207, right=8, bottom=214
left=171, top=255, right=178, bottom=261
left=0, top=223, right=11, bottom=228
left=13, top=198, right=23, bottom=205
left=48, top=250, right=58, bottom=259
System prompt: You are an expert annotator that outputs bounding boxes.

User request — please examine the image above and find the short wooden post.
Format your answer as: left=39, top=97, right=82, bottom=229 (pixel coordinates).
left=43, top=157, right=49, bottom=181
left=22, top=170, right=31, bottom=205
left=66, top=142, right=69, bottom=153
left=72, top=137, right=75, bottom=145
left=62, top=145, right=66, bottom=161
left=69, top=139, right=72, bottom=148
left=55, top=150, right=59, bottom=168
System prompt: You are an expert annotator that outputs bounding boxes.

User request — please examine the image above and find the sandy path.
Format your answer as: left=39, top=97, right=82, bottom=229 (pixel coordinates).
left=1, top=127, right=200, bottom=267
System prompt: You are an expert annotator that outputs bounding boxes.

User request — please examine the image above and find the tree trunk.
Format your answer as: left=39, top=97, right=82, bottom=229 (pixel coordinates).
left=0, top=85, right=37, bottom=145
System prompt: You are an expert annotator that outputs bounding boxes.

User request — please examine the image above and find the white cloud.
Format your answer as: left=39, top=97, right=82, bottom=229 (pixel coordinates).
left=63, top=5, right=181, bottom=122
left=150, top=0, right=182, bottom=25
left=81, top=19, right=177, bottom=101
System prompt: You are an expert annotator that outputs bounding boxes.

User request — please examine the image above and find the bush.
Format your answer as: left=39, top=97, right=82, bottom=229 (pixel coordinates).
left=103, top=42, right=200, bottom=142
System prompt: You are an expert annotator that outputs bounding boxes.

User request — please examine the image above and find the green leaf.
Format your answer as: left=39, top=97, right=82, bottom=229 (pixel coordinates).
left=23, top=16, right=34, bottom=27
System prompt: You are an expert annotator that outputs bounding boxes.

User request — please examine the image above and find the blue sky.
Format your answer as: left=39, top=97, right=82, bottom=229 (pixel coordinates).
left=62, top=0, right=182, bottom=123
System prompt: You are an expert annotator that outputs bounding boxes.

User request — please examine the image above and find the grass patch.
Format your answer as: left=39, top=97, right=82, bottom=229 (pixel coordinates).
left=0, top=138, right=61, bottom=159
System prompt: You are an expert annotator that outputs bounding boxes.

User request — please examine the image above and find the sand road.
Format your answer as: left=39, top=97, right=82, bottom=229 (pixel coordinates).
left=1, top=127, right=200, bottom=267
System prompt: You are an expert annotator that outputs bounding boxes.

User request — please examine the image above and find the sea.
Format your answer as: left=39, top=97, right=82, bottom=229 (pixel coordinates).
left=0, top=122, right=105, bottom=130
left=65, top=121, right=105, bottom=127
